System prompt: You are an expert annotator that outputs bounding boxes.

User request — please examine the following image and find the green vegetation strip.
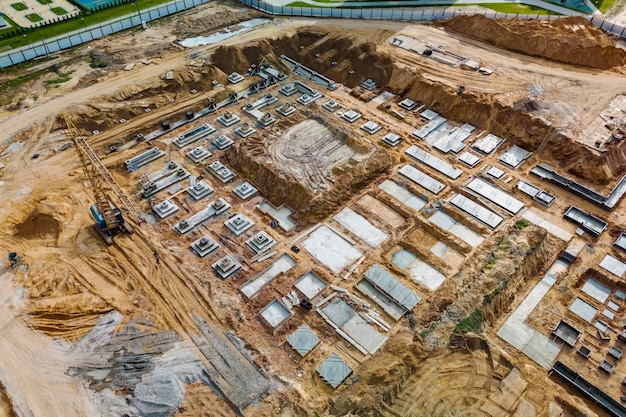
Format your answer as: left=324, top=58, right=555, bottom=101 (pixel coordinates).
left=0, top=0, right=172, bottom=50
left=37, top=0, right=53, bottom=4
left=10, top=2, right=28, bottom=11
left=25, top=13, right=44, bottom=23
left=51, top=7, right=68, bottom=15
left=285, top=0, right=558, bottom=13
left=592, top=0, right=619, bottom=12
left=454, top=308, right=483, bottom=333
left=45, top=70, right=73, bottom=84
left=479, top=3, right=558, bottom=14
left=0, top=68, right=48, bottom=92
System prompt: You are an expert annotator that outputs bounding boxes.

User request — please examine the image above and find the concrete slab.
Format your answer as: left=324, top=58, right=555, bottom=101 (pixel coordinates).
left=498, top=145, right=531, bottom=169
left=321, top=298, right=388, bottom=354
left=302, top=225, right=362, bottom=274
left=582, top=278, right=611, bottom=304
left=398, top=164, right=445, bottom=195
left=458, top=151, right=481, bottom=168
left=392, top=249, right=446, bottom=291
left=316, top=353, right=352, bottom=389
left=569, top=298, right=598, bottom=322
left=362, top=264, right=421, bottom=310
left=259, top=299, right=292, bottom=329
left=173, top=198, right=231, bottom=234
left=563, top=206, right=607, bottom=237
left=240, top=254, right=297, bottom=299
left=450, top=193, right=502, bottom=229
left=355, top=279, right=407, bottom=321
left=599, top=254, right=626, bottom=278
left=487, top=166, right=505, bottom=179
left=521, top=210, right=573, bottom=242
left=429, top=211, right=484, bottom=248
left=497, top=260, right=566, bottom=369
left=405, top=145, right=463, bottom=180
left=287, top=325, right=320, bottom=357
left=294, top=271, right=327, bottom=300
left=333, top=208, right=388, bottom=248
left=472, top=133, right=504, bottom=156
left=466, top=178, right=524, bottom=214
left=378, top=180, right=426, bottom=211
left=256, top=201, right=296, bottom=232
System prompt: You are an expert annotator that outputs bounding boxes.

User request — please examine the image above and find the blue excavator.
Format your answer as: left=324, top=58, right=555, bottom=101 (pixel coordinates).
left=63, top=114, right=135, bottom=245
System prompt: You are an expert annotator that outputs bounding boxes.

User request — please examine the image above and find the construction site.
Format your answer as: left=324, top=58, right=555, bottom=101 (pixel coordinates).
left=3, top=3, right=626, bottom=417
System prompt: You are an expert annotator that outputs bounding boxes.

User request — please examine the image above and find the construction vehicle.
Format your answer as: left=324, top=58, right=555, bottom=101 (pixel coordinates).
left=63, top=113, right=137, bottom=246
left=8, top=252, right=19, bottom=268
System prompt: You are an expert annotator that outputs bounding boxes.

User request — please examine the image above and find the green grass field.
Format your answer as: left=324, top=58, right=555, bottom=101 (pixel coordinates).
left=479, top=3, right=558, bottom=14
left=51, top=6, right=68, bottom=15
left=0, top=0, right=173, bottom=50
left=592, top=0, right=619, bottom=12
left=10, top=2, right=28, bottom=11
left=25, top=13, right=44, bottom=22
left=36, top=0, right=54, bottom=4
left=285, top=0, right=557, bottom=13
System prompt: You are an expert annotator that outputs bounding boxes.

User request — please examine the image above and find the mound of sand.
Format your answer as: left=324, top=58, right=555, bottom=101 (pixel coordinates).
left=14, top=195, right=72, bottom=240
left=442, top=15, right=626, bottom=69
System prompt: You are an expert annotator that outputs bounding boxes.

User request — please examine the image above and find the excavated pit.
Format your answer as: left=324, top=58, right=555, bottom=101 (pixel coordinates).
left=212, top=26, right=626, bottom=188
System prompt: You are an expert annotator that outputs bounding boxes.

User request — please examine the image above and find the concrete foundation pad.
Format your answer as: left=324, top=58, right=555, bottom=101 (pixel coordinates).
left=153, top=199, right=180, bottom=218
left=240, top=254, right=297, bottom=298
left=141, top=168, right=190, bottom=198
left=320, top=298, right=388, bottom=354
left=497, top=260, right=566, bottom=369
left=225, top=213, right=254, bottom=236
left=187, top=181, right=214, bottom=200
left=379, top=180, right=426, bottom=212
left=187, top=146, right=212, bottom=163
left=212, top=255, right=242, bottom=279
left=302, top=225, right=363, bottom=274
left=392, top=248, right=446, bottom=291
left=191, top=236, right=220, bottom=257
left=429, top=210, right=484, bottom=248
left=333, top=208, right=387, bottom=248
left=287, top=325, right=320, bottom=357
left=259, top=299, right=293, bottom=330
left=173, top=198, right=231, bottom=234
left=294, top=271, right=327, bottom=300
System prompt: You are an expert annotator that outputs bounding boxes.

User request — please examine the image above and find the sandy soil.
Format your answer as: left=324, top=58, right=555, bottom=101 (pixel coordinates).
left=2, top=4, right=626, bottom=417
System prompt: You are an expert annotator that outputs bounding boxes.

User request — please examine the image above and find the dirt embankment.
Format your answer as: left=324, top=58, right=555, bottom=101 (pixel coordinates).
left=388, top=65, right=626, bottom=187
left=441, top=15, right=626, bottom=70
left=210, top=26, right=395, bottom=89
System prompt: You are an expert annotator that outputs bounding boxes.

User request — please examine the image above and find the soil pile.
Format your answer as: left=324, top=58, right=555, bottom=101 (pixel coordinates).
left=442, top=15, right=626, bottom=69
left=13, top=195, right=72, bottom=240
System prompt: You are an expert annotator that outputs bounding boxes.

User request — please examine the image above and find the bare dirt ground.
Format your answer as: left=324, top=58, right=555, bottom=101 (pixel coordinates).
left=2, top=4, right=626, bottom=417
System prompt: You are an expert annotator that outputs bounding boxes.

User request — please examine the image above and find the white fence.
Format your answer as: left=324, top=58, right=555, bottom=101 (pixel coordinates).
left=239, top=0, right=626, bottom=38
left=0, top=0, right=211, bottom=68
